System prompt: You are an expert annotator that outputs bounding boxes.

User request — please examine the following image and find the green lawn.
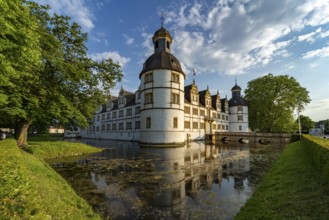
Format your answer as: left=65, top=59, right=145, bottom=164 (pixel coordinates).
left=0, top=137, right=102, bottom=219
left=235, top=140, right=329, bottom=220
left=25, top=134, right=102, bottom=159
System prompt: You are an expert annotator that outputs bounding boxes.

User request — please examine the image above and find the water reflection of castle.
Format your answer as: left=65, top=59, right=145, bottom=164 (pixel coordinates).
left=88, top=141, right=251, bottom=219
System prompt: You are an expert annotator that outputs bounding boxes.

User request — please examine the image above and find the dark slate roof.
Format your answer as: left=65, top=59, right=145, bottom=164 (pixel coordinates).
left=139, top=52, right=185, bottom=77
left=211, top=95, right=218, bottom=109
left=126, top=94, right=136, bottom=106
left=184, top=84, right=193, bottom=102
left=198, top=90, right=208, bottom=106
left=228, top=96, right=247, bottom=107
left=220, top=98, right=228, bottom=112
left=231, top=84, right=241, bottom=91
left=152, top=27, right=172, bottom=42
left=101, top=104, right=106, bottom=113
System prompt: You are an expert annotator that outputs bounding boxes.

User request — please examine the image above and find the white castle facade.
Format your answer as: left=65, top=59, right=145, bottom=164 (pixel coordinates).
left=79, top=27, right=248, bottom=145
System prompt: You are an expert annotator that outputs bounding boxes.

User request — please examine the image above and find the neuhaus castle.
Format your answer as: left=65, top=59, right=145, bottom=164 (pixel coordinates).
left=79, top=27, right=248, bottom=145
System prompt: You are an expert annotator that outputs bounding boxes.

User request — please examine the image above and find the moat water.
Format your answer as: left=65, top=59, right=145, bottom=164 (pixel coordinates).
left=49, top=139, right=284, bottom=220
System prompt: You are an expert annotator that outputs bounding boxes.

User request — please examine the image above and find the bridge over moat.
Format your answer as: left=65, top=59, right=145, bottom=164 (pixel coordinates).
left=215, top=132, right=291, bottom=145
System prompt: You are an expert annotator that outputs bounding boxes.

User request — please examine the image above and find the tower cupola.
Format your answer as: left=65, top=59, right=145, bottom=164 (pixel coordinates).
left=152, top=27, right=172, bottom=53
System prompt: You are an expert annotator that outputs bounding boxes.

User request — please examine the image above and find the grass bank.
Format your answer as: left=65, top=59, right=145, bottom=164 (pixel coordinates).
left=25, top=134, right=102, bottom=159
left=0, top=137, right=102, bottom=219
left=235, top=138, right=329, bottom=219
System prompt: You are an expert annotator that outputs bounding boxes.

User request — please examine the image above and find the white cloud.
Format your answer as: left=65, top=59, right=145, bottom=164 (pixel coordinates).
left=150, top=0, right=329, bottom=75
left=123, top=34, right=135, bottom=45
left=89, top=51, right=131, bottom=67
left=319, top=30, right=329, bottom=38
left=302, top=46, right=329, bottom=59
left=302, top=97, right=329, bottom=121
left=297, top=28, right=322, bottom=43
left=34, top=0, right=94, bottom=32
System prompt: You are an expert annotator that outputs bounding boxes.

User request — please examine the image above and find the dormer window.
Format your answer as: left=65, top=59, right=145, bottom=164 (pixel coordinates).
left=155, top=41, right=159, bottom=49
left=171, top=59, right=177, bottom=67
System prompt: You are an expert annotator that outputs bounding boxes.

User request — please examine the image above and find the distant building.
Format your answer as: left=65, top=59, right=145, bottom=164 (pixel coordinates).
left=48, top=126, right=64, bottom=134
left=77, top=26, right=248, bottom=145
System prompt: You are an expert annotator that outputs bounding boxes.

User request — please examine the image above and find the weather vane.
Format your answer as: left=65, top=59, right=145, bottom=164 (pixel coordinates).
left=193, top=68, right=196, bottom=84
left=160, top=11, right=165, bottom=27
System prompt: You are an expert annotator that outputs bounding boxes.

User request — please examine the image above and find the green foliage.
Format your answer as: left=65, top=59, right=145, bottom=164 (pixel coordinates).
left=25, top=140, right=102, bottom=159
left=245, top=74, right=311, bottom=133
left=235, top=140, right=329, bottom=219
left=0, top=1, right=123, bottom=145
left=301, top=135, right=329, bottom=183
left=0, top=0, right=42, bottom=124
left=297, top=115, right=315, bottom=132
left=0, top=139, right=100, bottom=219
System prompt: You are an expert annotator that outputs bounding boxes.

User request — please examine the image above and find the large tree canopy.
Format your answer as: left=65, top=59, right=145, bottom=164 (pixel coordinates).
left=0, top=1, right=123, bottom=147
left=245, top=74, right=311, bottom=133
left=298, top=115, right=314, bottom=133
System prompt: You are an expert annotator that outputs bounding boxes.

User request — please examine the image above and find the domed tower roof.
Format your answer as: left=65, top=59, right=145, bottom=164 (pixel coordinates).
left=139, top=27, right=185, bottom=78
left=152, top=27, right=172, bottom=44
left=229, top=80, right=247, bottom=106
left=231, top=84, right=241, bottom=92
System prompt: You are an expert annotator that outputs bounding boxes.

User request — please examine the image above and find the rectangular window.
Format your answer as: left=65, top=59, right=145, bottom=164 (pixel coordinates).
left=112, top=123, right=117, bottom=131
left=135, top=106, right=140, bottom=115
left=200, top=109, right=205, bottom=116
left=193, top=108, right=198, bottom=115
left=112, top=111, right=117, bottom=119
left=184, top=121, right=190, bottom=129
left=126, top=122, right=132, bottom=130
left=184, top=106, right=190, bottom=114
left=239, top=125, right=242, bottom=131
left=200, top=123, right=205, bottom=130
left=119, top=122, right=124, bottom=130
left=222, top=115, right=225, bottom=120
left=212, top=112, right=217, bottom=119
left=171, top=93, right=180, bottom=104
left=145, top=72, right=153, bottom=83
left=101, top=114, right=105, bottom=121
left=106, top=124, right=111, bottom=130
left=222, top=125, right=225, bottom=130
left=145, top=93, right=153, bottom=104
left=135, top=121, right=140, bottom=129
left=226, top=115, right=228, bottom=120
left=119, top=110, right=124, bottom=117
left=96, top=127, right=99, bottom=131
left=173, top=117, right=178, bottom=128
left=212, top=124, right=216, bottom=129
left=193, top=122, right=198, bottom=129
left=126, top=108, right=132, bottom=116
left=171, top=73, right=179, bottom=83
left=238, top=106, right=243, bottom=111
left=217, top=124, right=221, bottom=130
left=97, top=115, right=100, bottom=121
left=101, top=124, right=105, bottom=131
left=146, top=117, right=151, bottom=128
left=226, top=125, right=229, bottom=130
left=238, top=115, right=243, bottom=121
left=106, top=113, right=111, bottom=119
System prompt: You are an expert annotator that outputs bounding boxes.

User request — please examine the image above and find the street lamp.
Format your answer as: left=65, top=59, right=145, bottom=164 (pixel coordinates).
left=297, top=107, right=301, bottom=140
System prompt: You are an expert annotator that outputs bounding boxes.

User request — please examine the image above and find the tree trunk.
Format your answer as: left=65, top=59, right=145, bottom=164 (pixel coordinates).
left=16, top=119, right=32, bottom=148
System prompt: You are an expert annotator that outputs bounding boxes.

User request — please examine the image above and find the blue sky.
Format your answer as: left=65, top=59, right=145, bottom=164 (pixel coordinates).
left=34, top=0, right=329, bottom=122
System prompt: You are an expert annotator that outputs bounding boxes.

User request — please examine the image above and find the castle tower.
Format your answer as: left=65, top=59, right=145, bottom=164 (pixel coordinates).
left=228, top=81, right=249, bottom=132
left=139, top=27, right=186, bottom=145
